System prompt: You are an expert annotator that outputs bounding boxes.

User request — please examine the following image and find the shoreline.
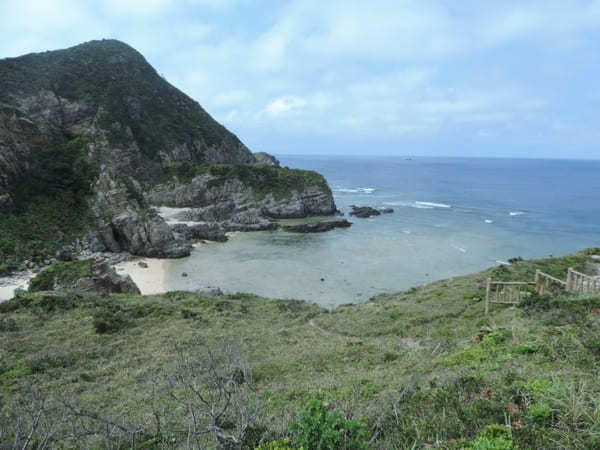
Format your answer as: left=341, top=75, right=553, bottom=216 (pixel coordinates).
left=114, top=258, right=169, bottom=295
left=0, top=271, right=34, bottom=302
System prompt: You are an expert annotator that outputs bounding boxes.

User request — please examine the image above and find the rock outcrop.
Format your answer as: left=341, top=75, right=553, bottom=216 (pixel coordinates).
left=282, top=220, right=352, bottom=233
left=0, top=39, right=337, bottom=264
left=349, top=206, right=381, bottom=218
left=146, top=167, right=336, bottom=232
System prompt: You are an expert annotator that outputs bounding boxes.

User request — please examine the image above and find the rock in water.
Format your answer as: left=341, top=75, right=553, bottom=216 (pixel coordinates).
left=283, top=220, right=352, bottom=233
left=349, top=206, right=381, bottom=218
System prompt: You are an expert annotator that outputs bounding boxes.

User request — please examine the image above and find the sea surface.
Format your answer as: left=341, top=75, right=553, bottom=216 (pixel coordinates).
left=163, top=156, right=600, bottom=308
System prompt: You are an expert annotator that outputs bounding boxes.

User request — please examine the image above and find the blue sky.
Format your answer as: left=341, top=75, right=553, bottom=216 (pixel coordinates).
left=1, top=0, right=599, bottom=159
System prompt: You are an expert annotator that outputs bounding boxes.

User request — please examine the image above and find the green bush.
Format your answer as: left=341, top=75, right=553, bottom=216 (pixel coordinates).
left=468, top=425, right=516, bottom=450
left=29, top=260, right=94, bottom=292
left=290, top=399, right=368, bottom=450
left=93, top=308, right=131, bottom=334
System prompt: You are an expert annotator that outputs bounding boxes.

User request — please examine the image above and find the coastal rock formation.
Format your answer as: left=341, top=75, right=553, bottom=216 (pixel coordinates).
left=0, top=39, right=337, bottom=264
left=146, top=166, right=336, bottom=231
left=28, top=260, right=140, bottom=294
left=349, top=205, right=381, bottom=218
left=283, top=220, right=353, bottom=233
left=253, top=152, right=280, bottom=167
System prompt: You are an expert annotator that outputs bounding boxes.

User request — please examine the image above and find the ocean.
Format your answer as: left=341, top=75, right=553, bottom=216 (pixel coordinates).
left=162, top=156, right=600, bottom=308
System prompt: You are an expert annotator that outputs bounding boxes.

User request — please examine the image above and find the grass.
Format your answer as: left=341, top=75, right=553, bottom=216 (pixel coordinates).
left=28, top=259, right=94, bottom=292
left=1, top=250, right=599, bottom=448
left=153, top=163, right=331, bottom=201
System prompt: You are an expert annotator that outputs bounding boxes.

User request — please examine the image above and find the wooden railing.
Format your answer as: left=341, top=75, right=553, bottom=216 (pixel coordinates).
left=535, top=269, right=566, bottom=295
left=485, top=267, right=599, bottom=315
left=567, top=268, right=600, bottom=294
left=485, top=279, right=535, bottom=315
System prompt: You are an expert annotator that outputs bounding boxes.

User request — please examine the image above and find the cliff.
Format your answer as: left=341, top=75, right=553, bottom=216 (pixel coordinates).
left=0, top=40, right=336, bottom=267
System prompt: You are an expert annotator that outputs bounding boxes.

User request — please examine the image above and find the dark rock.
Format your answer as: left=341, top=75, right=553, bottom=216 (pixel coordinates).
left=320, top=278, right=325, bottom=282
left=170, top=223, right=228, bottom=243
left=56, top=246, right=75, bottom=262
left=283, top=220, right=352, bottom=233
left=182, top=272, right=188, bottom=277
left=74, top=262, right=140, bottom=294
left=0, top=194, right=14, bottom=213
left=111, top=210, right=191, bottom=258
left=381, top=208, right=394, bottom=214
left=138, top=261, right=148, bottom=268
left=349, top=206, right=381, bottom=218
left=224, top=220, right=279, bottom=232
left=82, top=231, right=108, bottom=253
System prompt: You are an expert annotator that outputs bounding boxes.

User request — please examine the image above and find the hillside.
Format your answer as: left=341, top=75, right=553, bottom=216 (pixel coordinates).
left=0, top=40, right=335, bottom=270
left=1, top=250, right=600, bottom=448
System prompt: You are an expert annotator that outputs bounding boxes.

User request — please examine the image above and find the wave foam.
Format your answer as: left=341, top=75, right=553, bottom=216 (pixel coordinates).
left=509, top=211, right=525, bottom=216
left=335, top=187, right=376, bottom=194
left=416, top=201, right=451, bottom=209
left=484, top=219, right=494, bottom=224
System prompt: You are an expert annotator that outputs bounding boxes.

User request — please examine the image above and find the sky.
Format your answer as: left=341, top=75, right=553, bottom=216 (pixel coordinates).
left=1, top=0, right=599, bottom=159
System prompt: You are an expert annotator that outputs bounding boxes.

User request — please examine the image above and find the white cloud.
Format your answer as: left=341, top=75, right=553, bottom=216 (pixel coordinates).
left=266, top=96, right=307, bottom=117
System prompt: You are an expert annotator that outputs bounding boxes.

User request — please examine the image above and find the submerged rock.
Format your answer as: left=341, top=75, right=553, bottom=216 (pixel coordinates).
left=283, top=220, right=352, bottom=233
left=381, top=208, right=394, bottom=214
left=349, top=206, right=381, bottom=218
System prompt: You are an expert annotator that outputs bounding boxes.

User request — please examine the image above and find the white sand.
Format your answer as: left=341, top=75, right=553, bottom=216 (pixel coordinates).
left=114, top=258, right=169, bottom=295
left=0, top=275, right=32, bottom=302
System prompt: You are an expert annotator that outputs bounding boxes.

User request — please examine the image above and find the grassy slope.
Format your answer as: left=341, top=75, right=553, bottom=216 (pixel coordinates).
left=1, top=250, right=600, bottom=448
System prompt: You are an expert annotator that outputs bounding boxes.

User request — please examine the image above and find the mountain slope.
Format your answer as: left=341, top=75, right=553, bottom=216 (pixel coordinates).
left=0, top=39, right=255, bottom=186
left=0, top=40, right=336, bottom=267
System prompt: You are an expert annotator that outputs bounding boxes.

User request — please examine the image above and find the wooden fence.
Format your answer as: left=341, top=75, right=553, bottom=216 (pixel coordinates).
left=485, top=280, right=535, bottom=315
left=485, top=267, right=600, bottom=315
left=567, top=268, right=600, bottom=294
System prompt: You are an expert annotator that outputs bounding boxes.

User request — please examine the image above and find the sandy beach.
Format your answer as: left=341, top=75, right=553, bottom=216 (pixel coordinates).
left=114, top=258, right=169, bottom=295
left=0, top=272, right=33, bottom=302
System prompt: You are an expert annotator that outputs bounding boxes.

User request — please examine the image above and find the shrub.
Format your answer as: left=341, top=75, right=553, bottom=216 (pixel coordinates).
left=93, top=308, right=131, bottom=334
left=468, top=424, right=516, bottom=450
left=290, top=399, right=368, bottom=450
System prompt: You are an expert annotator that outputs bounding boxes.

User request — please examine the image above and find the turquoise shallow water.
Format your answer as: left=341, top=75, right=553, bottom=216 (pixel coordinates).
left=163, top=156, right=600, bottom=307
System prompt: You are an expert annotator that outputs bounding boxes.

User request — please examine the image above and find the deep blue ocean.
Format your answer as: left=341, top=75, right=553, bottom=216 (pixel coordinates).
left=163, top=156, right=600, bottom=307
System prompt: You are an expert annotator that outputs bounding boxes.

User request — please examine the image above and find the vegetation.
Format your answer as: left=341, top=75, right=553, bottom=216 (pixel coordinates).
left=1, top=250, right=600, bottom=448
left=0, top=39, right=246, bottom=163
left=28, top=259, right=94, bottom=292
left=0, top=137, right=98, bottom=268
left=154, top=163, right=331, bottom=201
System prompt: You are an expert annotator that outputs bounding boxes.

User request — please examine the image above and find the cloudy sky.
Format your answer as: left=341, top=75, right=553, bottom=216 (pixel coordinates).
left=1, top=0, right=599, bottom=159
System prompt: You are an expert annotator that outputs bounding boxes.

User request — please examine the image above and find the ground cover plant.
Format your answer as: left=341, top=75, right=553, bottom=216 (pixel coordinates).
left=1, top=250, right=599, bottom=448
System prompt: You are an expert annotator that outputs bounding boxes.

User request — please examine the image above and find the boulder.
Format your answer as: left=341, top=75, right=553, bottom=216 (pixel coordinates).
left=381, top=208, right=394, bottom=214
left=349, top=205, right=381, bottom=218
left=283, top=220, right=353, bottom=233
left=111, top=210, right=191, bottom=258
left=74, top=262, right=140, bottom=294
left=55, top=246, right=75, bottom=262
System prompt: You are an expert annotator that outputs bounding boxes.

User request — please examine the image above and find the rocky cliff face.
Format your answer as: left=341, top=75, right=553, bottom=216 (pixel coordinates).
left=0, top=40, right=336, bottom=264
left=147, top=171, right=336, bottom=231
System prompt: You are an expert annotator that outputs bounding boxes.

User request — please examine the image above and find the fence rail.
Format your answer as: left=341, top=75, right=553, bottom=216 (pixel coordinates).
left=567, top=268, right=600, bottom=294
left=485, top=267, right=600, bottom=315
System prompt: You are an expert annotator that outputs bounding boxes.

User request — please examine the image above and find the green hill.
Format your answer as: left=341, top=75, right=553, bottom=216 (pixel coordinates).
left=1, top=250, right=599, bottom=448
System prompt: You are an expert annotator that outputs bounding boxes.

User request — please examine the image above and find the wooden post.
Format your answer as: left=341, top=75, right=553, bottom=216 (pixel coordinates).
left=566, top=268, right=572, bottom=292
left=535, top=270, right=541, bottom=294
left=485, top=278, right=491, bottom=316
